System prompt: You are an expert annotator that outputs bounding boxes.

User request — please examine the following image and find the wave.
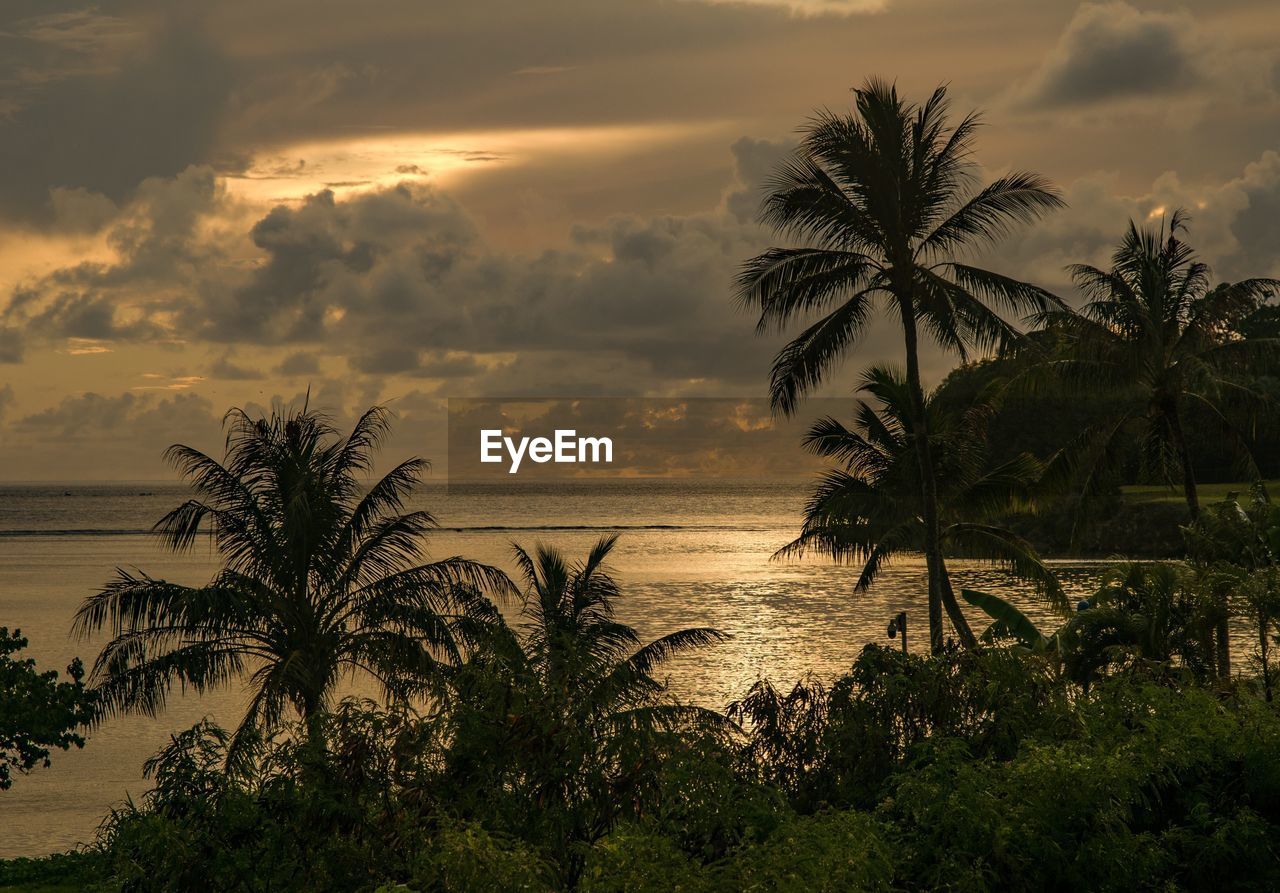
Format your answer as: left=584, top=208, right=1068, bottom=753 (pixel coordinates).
left=0, top=523, right=775, bottom=538
left=436, top=524, right=771, bottom=532
left=0, top=529, right=152, bottom=538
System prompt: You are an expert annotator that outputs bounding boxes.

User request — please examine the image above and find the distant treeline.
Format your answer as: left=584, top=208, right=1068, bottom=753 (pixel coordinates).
left=935, top=303, right=1280, bottom=487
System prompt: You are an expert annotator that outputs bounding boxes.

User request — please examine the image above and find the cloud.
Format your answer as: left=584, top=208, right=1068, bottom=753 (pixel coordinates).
left=724, top=136, right=795, bottom=223
left=0, top=391, right=223, bottom=479
left=197, top=184, right=478, bottom=345
left=688, top=0, right=885, bottom=15
left=989, top=150, right=1280, bottom=302
left=276, top=351, right=322, bottom=377
left=0, top=327, right=22, bottom=363
left=1009, top=1, right=1280, bottom=116
left=0, top=384, right=13, bottom=420
left=0, top=0, right=890, bottom=229
left=1015, top=3, right=1206, bottom=108
left=1, top=165, right=233, bottom=346
left=0, top=10, right=233, bottom=222
left=210, top=354, right=264, bottom=380
left=1226, top=151, right=1280, bottom=279
left=5, top=139, right=795, bottom=396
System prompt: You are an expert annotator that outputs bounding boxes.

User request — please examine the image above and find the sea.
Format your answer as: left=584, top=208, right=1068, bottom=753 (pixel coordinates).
left=0, top=480, right=1106, bottom=857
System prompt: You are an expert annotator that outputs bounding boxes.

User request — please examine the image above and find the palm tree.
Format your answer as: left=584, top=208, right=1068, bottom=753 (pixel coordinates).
left=738, top=78, right=1064, bottom=651
left=1183, top=485, right=1280, bottom=687
left=437, top=535, right=726, bottom=876
left=73, top=403, right=515, bottom=753
left=777, top=365, right=1064, bottom=628
left=1040, top=210, right=1279, bottom=521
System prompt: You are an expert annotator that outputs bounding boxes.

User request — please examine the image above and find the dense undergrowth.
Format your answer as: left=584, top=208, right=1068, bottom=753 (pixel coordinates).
left=6, top=641, right=1280, bottom=892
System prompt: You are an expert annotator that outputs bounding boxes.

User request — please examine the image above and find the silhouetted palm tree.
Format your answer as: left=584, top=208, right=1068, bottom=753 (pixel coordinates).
left=738, top=78, right=1063, bottom=651
left=73, top=403, right=515, bottom=753
left=1039, top=210, right=1279, bottom=521
left=777, top=365, right=1063, bottom=622
left=438, top=535, right=726, bottom=877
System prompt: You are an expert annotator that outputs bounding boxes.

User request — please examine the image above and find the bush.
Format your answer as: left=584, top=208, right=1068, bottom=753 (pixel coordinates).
left=733, top=645, right=1074, bottom=812
left=390, top=821, right=556, bottom=893
left=0, top=851, right=103, bottom=892
left=880, top=682, right=1280, bottom=891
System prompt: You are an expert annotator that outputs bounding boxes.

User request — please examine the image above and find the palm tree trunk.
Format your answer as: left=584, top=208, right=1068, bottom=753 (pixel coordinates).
left=1166, top=404, right=1200, bottom=521
left=1259, top=605, right=1272, bottom=702
left=901, top=305, right=977, bottom=652
left=940, top=569, right=977, bottom=649
left=1167, top=403, right=1227, bottom=675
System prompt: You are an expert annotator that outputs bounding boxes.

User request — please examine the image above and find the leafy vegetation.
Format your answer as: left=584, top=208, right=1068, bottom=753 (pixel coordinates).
left=1032, top=210, right=1280, bottom=522
left=0, top=628, right=95, bottom=790
left=71, top=403, right=514, bottom=755
left=777, top=364, right=1061, bottom=608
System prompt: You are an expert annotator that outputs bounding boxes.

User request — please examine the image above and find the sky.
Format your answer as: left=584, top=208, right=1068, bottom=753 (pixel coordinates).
left=2, top=0, right=1280, bottom=479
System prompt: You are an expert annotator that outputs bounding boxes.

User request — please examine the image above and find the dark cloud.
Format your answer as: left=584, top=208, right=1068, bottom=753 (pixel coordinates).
left=984, top=150, right=1280, bottom=310
left=209, top=354, right=264, bottom=380
left=724, top=137, right=794, bottom=223
left=0, top=8, right=234, bottom=222
left=1017, top=2, right=1205, bottom=107
left=349, top=347, right=425, bottom=376
left=0, top=384, right=13, bottom=420
left=3, top=139, right=791, bottom=393
left=276, top=351, right=322, bottom=376
left=1, top=165, right=226, bottom=345
left=1226, top=152, right=1280, bottom=279
left=0, top=328, right=23, bottom=364
left=198, top=184, right=477, bottom=344
left=0, top=391, right=222, bottom=478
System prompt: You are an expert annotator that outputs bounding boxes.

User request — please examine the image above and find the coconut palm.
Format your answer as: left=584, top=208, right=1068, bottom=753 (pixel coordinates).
left=777, top=365, right=1064, bottom=627
left=1039, top=210, right=1280, bottom=521
left=437, top=535, right=727, bottom=875
left=73, top=403, right=516, bottom=752
left=738, top=78, right=1063, bottom=651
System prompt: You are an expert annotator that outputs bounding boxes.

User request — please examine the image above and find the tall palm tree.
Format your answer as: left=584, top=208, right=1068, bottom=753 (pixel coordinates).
left=777, top=365, right=1064, bottom=620
left=738, top=78, right=1064, bottom=651
left=438, top=535, right=726, bottom=876
left=1039, top=210, right=1279, bottom=522
left=73, top=403, right=515, bottom=752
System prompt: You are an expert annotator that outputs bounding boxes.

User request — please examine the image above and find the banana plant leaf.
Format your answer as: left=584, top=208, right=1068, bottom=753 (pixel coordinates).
left=961, top=588, right=1048, bottom=649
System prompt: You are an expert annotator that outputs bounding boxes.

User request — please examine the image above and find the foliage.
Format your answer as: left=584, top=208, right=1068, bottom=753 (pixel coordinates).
left=425, top=536, right=728, bottom=882
left=1033, top=211, right=1280, bottom=522
left=580, top=811, right=893, bottom=893
left=0, top=852, right=103, bottom=892
left=0, top=628, right=96, bottom=790
left=778, top=365, right=1062, bottom=606
left=881, top=682, right=1280, bottom=892
left=1057, top=562, right=1220, bottom=687
left=959, top=589, right=1048, bottom=648
left=92, top=702, right=437, bottom=892
left=1183, top=485, right=1280, bottom=695
left=731, top=644, right=1074, bottom=812
left=16, top=606, right=1280, bottom=891
left=72, top=403, right=515, bottom=754
left=388, top=821, right=557, bottom=893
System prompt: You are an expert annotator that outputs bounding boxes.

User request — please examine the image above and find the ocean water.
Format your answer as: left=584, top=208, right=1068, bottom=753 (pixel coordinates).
left=0, top=480, right=1104, bottom=857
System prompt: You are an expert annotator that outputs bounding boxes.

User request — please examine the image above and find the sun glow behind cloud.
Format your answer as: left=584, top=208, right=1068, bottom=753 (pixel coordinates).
left=225, top=121, right=728, bottom=204
left=685, top=0, right=886, bottom=15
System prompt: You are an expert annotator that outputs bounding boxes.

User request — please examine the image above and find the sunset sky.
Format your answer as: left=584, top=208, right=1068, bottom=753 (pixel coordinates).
left=3, top=0, right=1280, bottom=479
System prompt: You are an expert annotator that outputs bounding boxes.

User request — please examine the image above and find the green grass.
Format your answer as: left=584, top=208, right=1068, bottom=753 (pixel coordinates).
left=1120, top=480, right=1277, bottom=504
